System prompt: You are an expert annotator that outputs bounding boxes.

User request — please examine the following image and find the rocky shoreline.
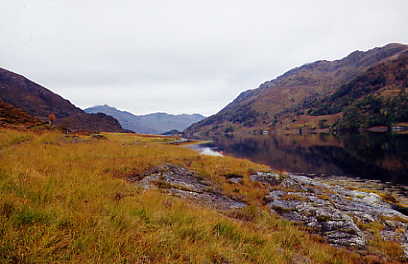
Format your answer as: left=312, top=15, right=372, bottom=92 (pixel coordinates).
left=130, top=164, right=408, bottom=259
left=253, top=171, right=408, bottom=257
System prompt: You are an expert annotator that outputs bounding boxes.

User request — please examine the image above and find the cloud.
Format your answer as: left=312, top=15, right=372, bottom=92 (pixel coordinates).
left=1, top=0, right=408, bottom=115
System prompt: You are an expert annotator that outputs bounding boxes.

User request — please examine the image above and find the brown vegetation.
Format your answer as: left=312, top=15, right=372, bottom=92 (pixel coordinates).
left=0, top=128, right=406, bottom=263
left=0, top=67, right=124, bottom=132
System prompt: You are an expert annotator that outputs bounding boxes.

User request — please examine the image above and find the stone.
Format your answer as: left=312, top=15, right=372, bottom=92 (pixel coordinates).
left=223, top=173, right=244, bottom=184
left=250, top=171, right=282, bottom=185
left=252, top=171, right=408, bottom=256
left=133, top=164, right=246, bottom=210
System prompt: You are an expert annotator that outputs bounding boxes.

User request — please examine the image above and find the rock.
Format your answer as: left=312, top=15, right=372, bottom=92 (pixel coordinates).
left=132, top=164, right=246, bottom=210
left=223, top=173, right=244, bottom=184
left=249, top=171, right=282, bottom=185
left=265, top=190, right=366, bottom=248
left=252, top=172, right=408, bottom=256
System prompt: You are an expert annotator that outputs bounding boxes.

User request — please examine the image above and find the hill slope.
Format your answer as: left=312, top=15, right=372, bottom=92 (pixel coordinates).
left=0, top=100, right=42, bottom=127
left=185, top=43, right=408, bottom=136
left=0, top=67, right=124, bottom=132
left=309, top=49, right=408, bottom=130
left=85, top=105, right=205, bottom=134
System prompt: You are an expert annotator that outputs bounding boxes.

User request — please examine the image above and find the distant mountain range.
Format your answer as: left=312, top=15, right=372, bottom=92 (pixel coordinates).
left=84, top=105, right=205, bottom=134
left=0, top=67, right=124, bottom=132
left=185, top=43, right=408, bottom=137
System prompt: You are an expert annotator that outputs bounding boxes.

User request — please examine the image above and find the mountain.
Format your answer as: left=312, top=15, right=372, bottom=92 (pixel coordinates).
left=84, top=105, right=155, bottom=134
left=161, top=129, right=182, bottom=136
left=0, top=67, right=124, bottom=132
left=309, top=49, right=408, bottom=130
left=84, top=105, right=205, bottom=134
left=185, top=43, right=408, bottom=137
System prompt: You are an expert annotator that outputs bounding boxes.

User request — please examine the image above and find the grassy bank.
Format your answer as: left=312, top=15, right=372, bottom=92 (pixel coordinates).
left=0, top=129, right=403, bottom=263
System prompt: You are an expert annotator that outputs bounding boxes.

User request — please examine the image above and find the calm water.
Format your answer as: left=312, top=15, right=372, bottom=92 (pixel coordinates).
left=194, top=133, right=408, bottom=185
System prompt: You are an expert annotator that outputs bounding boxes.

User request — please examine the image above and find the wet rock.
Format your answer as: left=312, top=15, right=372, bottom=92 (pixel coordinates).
left=132, top=164, right=246, bottom=210
left=252, top=172, right=408, bottom=256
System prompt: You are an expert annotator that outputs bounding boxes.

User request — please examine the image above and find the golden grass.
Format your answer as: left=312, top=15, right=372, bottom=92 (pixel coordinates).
left=0, top=128, right=404, bottom=263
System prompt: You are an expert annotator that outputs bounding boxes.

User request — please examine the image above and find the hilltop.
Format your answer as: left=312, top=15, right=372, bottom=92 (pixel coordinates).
left=185, top=43, right=408, bottom=137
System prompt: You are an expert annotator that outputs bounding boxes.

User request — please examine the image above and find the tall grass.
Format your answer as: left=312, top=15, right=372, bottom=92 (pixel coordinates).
left=0, top=129, right=402, bottom=263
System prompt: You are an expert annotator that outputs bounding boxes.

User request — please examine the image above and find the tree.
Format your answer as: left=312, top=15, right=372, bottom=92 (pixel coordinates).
left=48, top=113, right=56, bottom=127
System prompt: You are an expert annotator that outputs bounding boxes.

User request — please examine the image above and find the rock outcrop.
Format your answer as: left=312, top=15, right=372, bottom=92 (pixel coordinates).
left=129, top=163, right=408, bottom=258
left=129, top=164, right=246, bottom=210
left=251, top=172, right=408, bottom=257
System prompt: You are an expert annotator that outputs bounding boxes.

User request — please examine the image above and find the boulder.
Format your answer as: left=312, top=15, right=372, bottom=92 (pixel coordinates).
left=131, top=164, right=246, bottom=210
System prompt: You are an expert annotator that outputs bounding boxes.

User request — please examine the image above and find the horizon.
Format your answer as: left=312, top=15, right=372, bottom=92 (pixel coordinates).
left=4, top=42, right=408, bottom=117
left=85, top=104, right=207, bottom=117
left=1, top=1, right=408, bottom=116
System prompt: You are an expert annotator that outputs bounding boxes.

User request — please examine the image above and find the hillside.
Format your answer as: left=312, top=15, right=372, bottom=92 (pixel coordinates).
left=85, top=105, right=205, bottom=134
left=309, top=50, right=408, bottom=130
left=0, top=68, right=124, bottom=132
left=185, top=43, right=408, bottom=137
left=0, top=100, right=42, bottom=128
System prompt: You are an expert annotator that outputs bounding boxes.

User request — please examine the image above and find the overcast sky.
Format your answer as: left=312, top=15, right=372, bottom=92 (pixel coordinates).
left=1, top=0, right=408, bottom=116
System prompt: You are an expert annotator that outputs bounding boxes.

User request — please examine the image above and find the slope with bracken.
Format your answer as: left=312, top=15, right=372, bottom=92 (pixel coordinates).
left=0, top=100, right=42, bottom=128
left=0, top=67, right=124, bottom=132
left=185, top=43, right=408, bottom=137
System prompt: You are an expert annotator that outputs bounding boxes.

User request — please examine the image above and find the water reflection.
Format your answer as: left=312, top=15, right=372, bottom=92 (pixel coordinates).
left=187, top=144, right=223, bottom=157
left=202, top=133, right=408, bottom=185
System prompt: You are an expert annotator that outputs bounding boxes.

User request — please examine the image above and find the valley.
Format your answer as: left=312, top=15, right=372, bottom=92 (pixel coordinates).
left=1, top=43, right=408, bottom=263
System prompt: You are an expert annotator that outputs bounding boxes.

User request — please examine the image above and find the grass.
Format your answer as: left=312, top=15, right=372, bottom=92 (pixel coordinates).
left=0, top=128, right=405, bottom=263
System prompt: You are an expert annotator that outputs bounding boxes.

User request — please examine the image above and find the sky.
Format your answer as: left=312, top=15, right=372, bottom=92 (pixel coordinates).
left=1, top=0, right=408, bottom=116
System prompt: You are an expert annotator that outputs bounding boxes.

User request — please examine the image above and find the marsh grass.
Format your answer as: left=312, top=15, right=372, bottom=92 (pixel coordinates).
left=0, top=129, right=404, bottom=263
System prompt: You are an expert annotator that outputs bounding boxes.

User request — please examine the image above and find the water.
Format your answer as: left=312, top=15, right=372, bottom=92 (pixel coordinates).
left=192, top=133, right=408, bottom=186
left=187, top=144, right=223, bottom=156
